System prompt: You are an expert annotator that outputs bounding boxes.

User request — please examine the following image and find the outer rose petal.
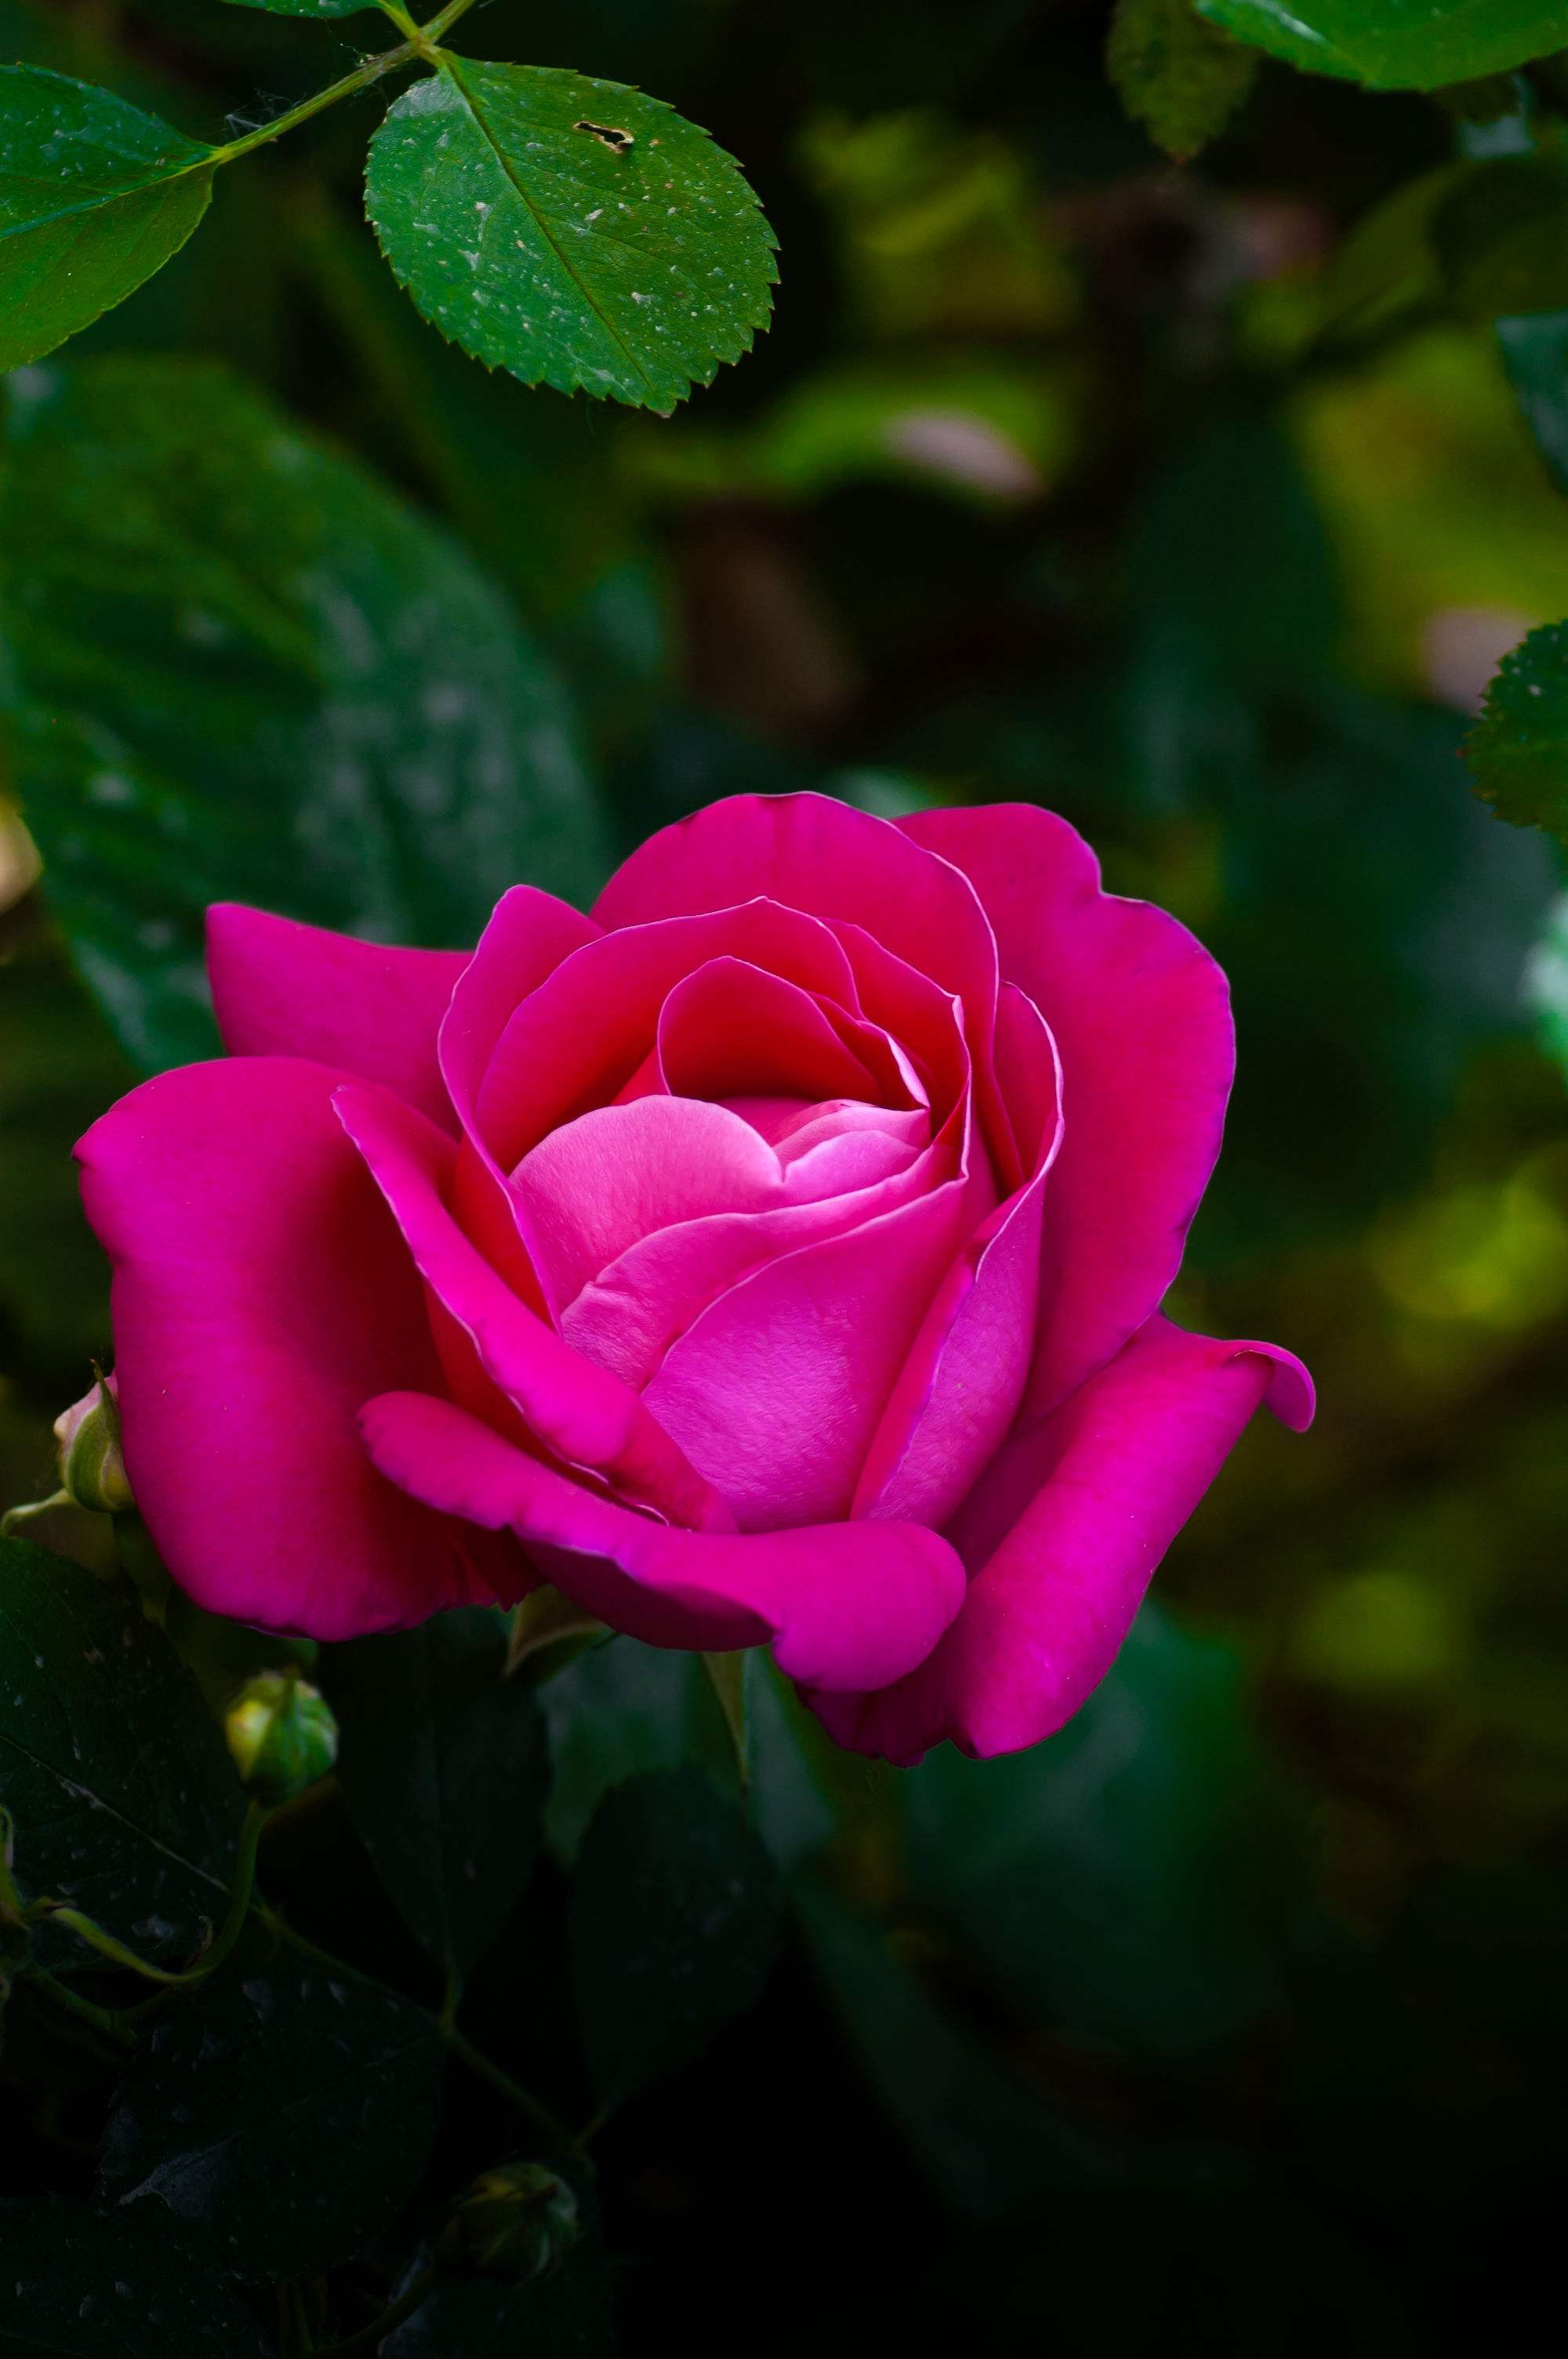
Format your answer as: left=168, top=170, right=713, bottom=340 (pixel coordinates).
left=810, top=1317, right=1315, bottom=1765
left=75, top=1058, right=521, bottom=1639
left=901, top=805, right=1235, bottom=1415
left=207, top=904, right=468, bottom=1132
left=437, top=882, right=602, bottom=1138
left=360, top=1390, right=967, bottom=1692
left=332, top=1081, right=731, bottom=1535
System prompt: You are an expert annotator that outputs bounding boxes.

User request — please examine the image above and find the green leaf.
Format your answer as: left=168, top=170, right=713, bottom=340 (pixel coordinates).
left=1196, top=0, right=1568, bottom=88
left=902, top=1606, right=1306, bottom=2056
left=0, top=68, right=213, bottom=373
left=100, top=1962, right=445, bottom=2281
left=384, top=2236, right=617, bottom=2357
left=0, top=358, right=608, bottom=1074
left=0, top=2198, right=270, bottom=2357
left=540, top=1635, right=835, bottom=1871
left=569, top=1765, right=781, bottom=2110
left=1107, top=0, right=1260, bottom=160
left=364, top=59, right=777, bottom=413
left=1465, top=616, right=1568, bottom=841
left=1497, top=308, right=1568, bottom=495
left=0, top=1533, right=242, bottom=1957
left=1434, top=156, right=1568, bottom=318
left=326, top=1609, right=550, bottom=1982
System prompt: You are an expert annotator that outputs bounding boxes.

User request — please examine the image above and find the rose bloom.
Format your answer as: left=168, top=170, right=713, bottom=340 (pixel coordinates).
left=78, top=796, right=1310, bottom=1762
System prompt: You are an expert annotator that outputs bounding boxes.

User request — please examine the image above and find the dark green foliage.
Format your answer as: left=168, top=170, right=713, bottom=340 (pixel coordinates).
left=384, top=2233, right=617, bottom=2357
left=1465, top=617, right=1568, bottom=839
left=903, top=1608, right=1305, bottom=2055
left=100, top=1964, right=445, bottom=2281
left=1, top=0, right=1567, bottom=2347
left=1197, top=0, right=1568, bottom=86
left=1435, top=157, right=1568, bottom=318
left=569, top=1766, right=781, bottom=2109
left=0, top=358, right=604, bottom=1072
left=221, top=2, right=374, bottom=16
left=0, top=1535, right=241, bottom=1954
left=1107, top=0, right=1259, bottom=159
left=328, top=1610, right=551, bottom=1980
left=0, top=2197, right=270, bottom=2356
left=1497, top=307, right=1568, bottom=493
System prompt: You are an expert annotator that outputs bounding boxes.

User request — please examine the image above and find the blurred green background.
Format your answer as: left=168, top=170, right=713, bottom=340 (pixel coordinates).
left=2, top=3, right=1566, bottom=2352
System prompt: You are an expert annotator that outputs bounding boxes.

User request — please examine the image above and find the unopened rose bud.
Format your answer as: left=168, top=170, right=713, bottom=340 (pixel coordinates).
left=224, top=1671, right=338, bottom=1805
left=53, top=1373, right=132, bottom=1516
left=435, top=2163, right=579, bottom=2281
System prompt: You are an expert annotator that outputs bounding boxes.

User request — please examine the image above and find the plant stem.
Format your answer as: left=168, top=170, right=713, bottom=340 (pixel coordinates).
left=207, top=44, right=420, bottom=170
left=31, top=1798, right=270, bottom=2009
left=424, top=0, right=487, bottom=42
left=441, top=2022, right=586, bottom=2158
left=25, top=1968, right=132, bottom=2048
left=375, top=2, right=427, bottom=43
left=378, top=0, right=481, bottom=53
left=261, top=1905, right=586, bottom=2164
left=119, top=1804, right=270, bottom=2020
left=198, top=0, right=485, bottom=177
left=283, top=2281, right=314, bottom=2357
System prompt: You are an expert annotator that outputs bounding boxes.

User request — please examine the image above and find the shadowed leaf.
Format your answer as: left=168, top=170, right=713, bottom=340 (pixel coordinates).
left=0, top=1533, right=242, bottom=1957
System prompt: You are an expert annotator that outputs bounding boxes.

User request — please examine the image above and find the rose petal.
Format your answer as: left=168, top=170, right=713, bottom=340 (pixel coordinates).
left=594, top=793, right=999, bottom=1049
left=437, top=884, right=601, bottom=1312
left=562, top=1124, right=940, bottom=1392
left=206, top=904, right=467, bottom=1132
left=655, top=957, right=887, bottom=1107
left=594, top=792, right=1014, bottom=1164
left=437, top=883, right=601, bottom=1132
left=360, top=1390, right=967, bottom=1691
left=76, top=1057, right=521, bottom=1639
left=901, top=804, right=1235, bottom=1413
left=643, top=1177, right=968, bottom=1529
left=514, top=1094, right=789, bottom=1309
left=853, top=984, right=1065, bottom=1529
left=476, top=900, right=861, bottom=1172
left=811, top=1315, right=1315, bottom=1765
left=333, top=1080, right=731, bottom=1534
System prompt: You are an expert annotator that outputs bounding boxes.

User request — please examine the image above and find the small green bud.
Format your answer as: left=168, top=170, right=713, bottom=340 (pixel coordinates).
left=224, top=1670, right=338, bottom=1805
left=53, top=1373, right=133, bottom=1516
left=434, top=2163, right=580, bottom=2281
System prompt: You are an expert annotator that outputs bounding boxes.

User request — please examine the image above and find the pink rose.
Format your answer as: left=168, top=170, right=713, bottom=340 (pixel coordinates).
left=76, top=795, right=1310, bottom=1762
